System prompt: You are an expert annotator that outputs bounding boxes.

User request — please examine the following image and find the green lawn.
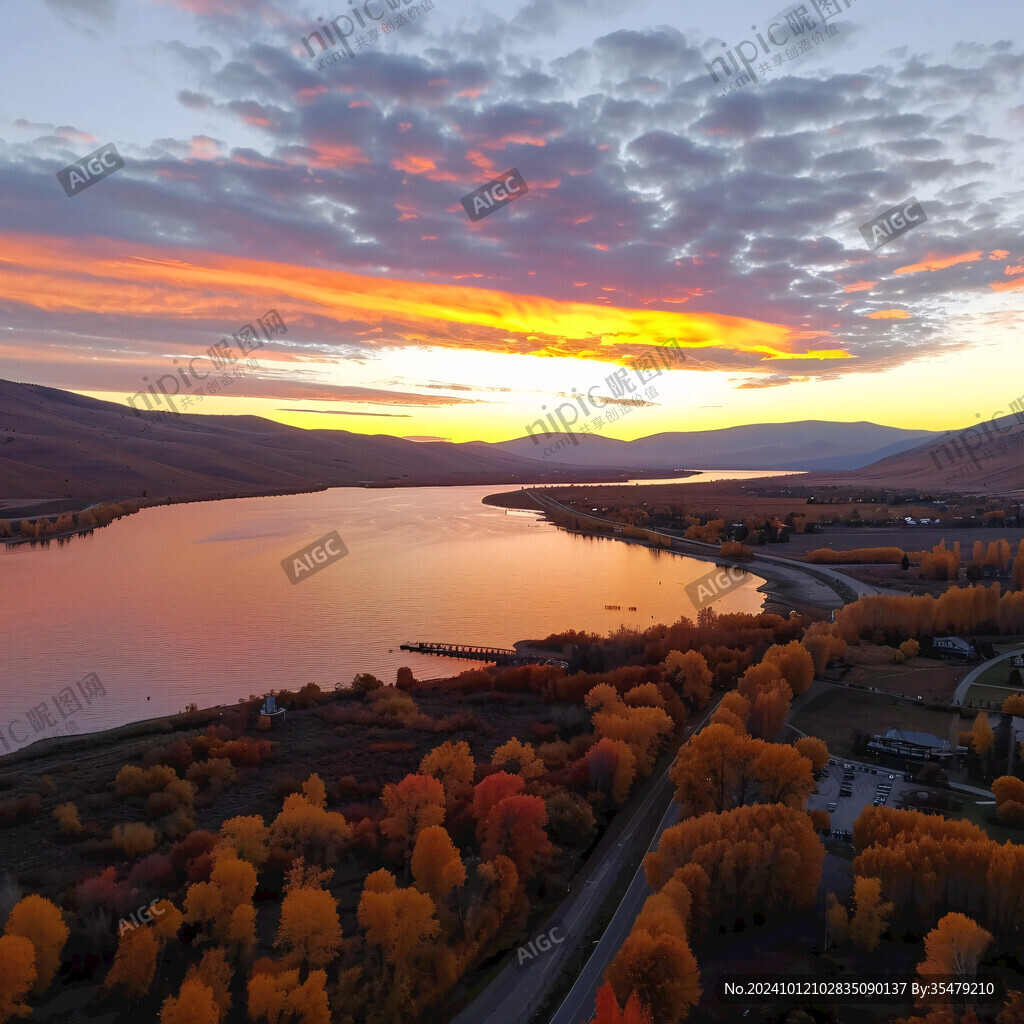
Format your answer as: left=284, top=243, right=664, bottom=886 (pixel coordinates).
left=791, top=686, right=960, bottom=758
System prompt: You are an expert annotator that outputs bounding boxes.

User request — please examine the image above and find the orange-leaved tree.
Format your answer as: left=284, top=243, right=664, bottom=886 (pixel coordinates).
left=794, top=736, right=829, bottom=773
left=591, top=981, right=653, bottom=1024
left=158, top=975, right=220, bottom=1024
left=247, top=964, right=331, bottom=1024
left=480, top=795, right=552, bottom=879
left=411, top=825, right=466, bottom=903
left=379, top=773, right=447, bottom=865
left=4, top=895, right=69, bottom=994
left=992, top=776, right=1024, bottom=825
left=605, top=929, right=700, bottom=1024
left=104, top=925, right=159, bottom=999
left=662, top=650, right=713, bottom=709
left=0, top=934, right=36, bottom=1023
left=274, top=886, right=342, bottom=969
left=918, top=913, right=993, bottom=984
left=420, top=740, right=476, bottom=807
left=491, top=738, right=545, bottom=780
left=762, top=640, right=815, bottom=695
left=472, top=772, right=525, bottom=842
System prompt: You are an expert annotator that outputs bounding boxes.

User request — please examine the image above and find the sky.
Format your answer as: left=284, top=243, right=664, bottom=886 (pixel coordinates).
left=1, top=0, right=1023, bottom=446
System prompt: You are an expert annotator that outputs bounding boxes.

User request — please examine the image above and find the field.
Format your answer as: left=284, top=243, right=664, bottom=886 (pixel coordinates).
left=834, top=650, right=966, bottom=702
left=790, top=685, right=960, bottom=759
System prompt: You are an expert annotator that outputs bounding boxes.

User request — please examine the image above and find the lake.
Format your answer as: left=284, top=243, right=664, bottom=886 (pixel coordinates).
left=0, top=471, right=793, bottom=753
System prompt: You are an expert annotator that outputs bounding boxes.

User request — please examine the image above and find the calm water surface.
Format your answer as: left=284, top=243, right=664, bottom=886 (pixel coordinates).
left=0, top=471, right=794, bottom=752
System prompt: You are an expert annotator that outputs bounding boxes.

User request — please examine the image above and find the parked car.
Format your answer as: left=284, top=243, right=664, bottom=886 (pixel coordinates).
left=827, top=801, right=837, bottom=812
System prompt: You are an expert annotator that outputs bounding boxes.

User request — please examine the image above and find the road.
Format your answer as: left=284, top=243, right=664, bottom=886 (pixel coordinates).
left=548, top=798, right=681, bottom=1024
left=453, top=489, right=889, bottom=1024
left=451, top=697, right=723, bottom=1024
left=951, top=647, right=1024, bottom=705
left=526, top=490, right=896, bottom=604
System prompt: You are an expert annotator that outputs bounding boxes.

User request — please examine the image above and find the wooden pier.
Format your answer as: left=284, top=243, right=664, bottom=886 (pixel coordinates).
left=400, top=642, right=535, bottom=665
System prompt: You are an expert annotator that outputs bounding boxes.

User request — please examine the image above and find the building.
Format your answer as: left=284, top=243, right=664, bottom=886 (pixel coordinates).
left=932, top=636, right=975, bottom=659
left=866, top=728, right=964, bottom=764
left=259, top=694, right=286, bottom=729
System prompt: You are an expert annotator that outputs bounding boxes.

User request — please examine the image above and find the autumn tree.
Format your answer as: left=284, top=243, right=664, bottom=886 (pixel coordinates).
left=669, top=723, right=813, bottom=815
left=848, top=876, right=894, bottom=952
left=605, top=929, right=701, bottom=1024
left=794, top=736, right=829, bottom=772
left=992, top=776, right=1024, bottom=824
left=1002, top=693, right=1024, bottom=715
left=0, top=934, right=36, bottom=1024
left=645, top=804, right=823, bottom=928
left=480, top=795, right=552, bottom=879
left=545, top=791, right=597, bottom=855
left=159, top=975, right=220, bottom=1024
left=380, top=773, right=447, bottom=865
left=274, top=886, right=341, bottom=969
left=52, top=802, right=83, bottom=836
left=918, top=913, right=993, bottom=983
left=587, top=737, right=638, bottom=806
left=472, top=772, right=525, bottom=841
left=269, top=790, right=352, bottom=867
left=710, top=691, right=750, bottom=733
left=247, top=966, right=331, bottom=1024
left=491, top=738, right=545, bottom=780
left=302, top=774, right=327, bottom=809
left=356, top=871, right=442, bottom=1018
left=219, top=816, right=270, bottom=868
left=826, top=892, right=849, bottom=944
left=189, top=947, right=232, bottom=1023
left=420, top=740, right=475, bottom=807
left=663, top=650, right=713, bottom=708
left=112, top=822, right=157, bottom=858
left=104, top=925, right=159, bottom=998
left=586, top=684, right=673, bottom=774
left=592, top=982, right=653, bottom=1024
left=970, top=713, right=994, bottom=757
left=411, top=826, right=466, bottom=902
left=749, top=685, right=792, bottom=740
left=763, top=641, right=815, bottom=695
left=184, top=848, right=257, bottom=958
left=4, top=895, right=69, bottom=993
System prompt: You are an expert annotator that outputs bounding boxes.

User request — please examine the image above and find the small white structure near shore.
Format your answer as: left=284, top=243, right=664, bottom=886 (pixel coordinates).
left=260, top=694, right=286, bottom=729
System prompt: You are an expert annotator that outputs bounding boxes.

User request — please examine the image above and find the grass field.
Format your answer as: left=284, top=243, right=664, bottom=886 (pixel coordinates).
left=790, top=685, right=961, bottom=757
left=964, top=656, right=1024, bottom=705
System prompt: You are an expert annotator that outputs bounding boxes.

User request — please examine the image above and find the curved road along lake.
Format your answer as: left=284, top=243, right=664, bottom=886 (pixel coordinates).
left=0, top=473, right=789, bottom=752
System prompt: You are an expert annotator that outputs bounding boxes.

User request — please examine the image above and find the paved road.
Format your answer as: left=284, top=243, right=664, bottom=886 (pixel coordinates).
left=451, top=696, right=723, bottom=1024
left=527, top=490, right=896, bottom=604
left=951, top=647, right=1024, bottom=705
left=548, top=799, right=681, bottom=1024
left=451, top=489, right=890, bottom=1024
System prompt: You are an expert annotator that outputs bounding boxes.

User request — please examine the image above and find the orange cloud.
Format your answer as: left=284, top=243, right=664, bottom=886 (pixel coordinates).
left=894, top=251, right=983, bottom=274
left=0, top=232, right=852, bottom=367
left=865, top=309, right=911, bottom=319
left=843, top=280, right=877, bottom=293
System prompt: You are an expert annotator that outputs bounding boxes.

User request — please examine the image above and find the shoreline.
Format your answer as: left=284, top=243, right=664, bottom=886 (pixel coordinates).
left=1, top=469, right=701, bottom=540
left=2, top=478, right=846, bottom=759
left=483, top=486, right=867, bottom=618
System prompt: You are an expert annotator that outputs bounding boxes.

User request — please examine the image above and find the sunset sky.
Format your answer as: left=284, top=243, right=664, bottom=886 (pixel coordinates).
left=1, top=0, right=1023, bottom=445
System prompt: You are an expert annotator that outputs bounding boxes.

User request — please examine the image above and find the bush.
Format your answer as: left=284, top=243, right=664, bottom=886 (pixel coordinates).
left=806, top=547, right=905, bottom=564
left=112, top=822, right=157, bottom=858
left=0, top=793, right=41, bottom=825
left=186, top=758, right=237, bottom=792
left=719, top=541, right=753, bottom=559
left=53, top=802, right=83, bottom=836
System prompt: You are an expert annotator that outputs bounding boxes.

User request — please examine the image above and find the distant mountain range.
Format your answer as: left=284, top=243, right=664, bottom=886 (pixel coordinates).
left=1, top=379, right=1021, bottom=510
left=488, top=421, right=939, bottom=472
left=0, top=379, right=619, bottom=507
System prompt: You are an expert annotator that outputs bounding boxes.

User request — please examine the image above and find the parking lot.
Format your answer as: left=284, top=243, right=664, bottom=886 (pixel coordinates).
left=806, top=758, right=913, bottom=840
